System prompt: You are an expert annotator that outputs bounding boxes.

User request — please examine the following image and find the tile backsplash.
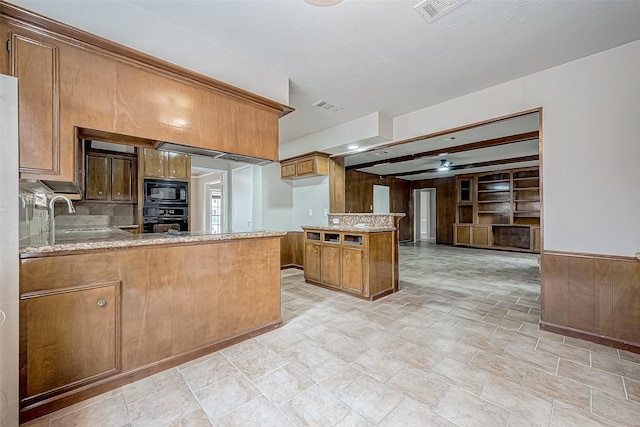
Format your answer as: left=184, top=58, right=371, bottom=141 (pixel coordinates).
left=54, top=202, right=135, bottom=226
left=18, top=191, right=50, bottom=241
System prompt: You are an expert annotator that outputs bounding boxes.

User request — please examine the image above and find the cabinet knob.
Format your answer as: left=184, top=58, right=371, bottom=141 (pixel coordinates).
left=333, top=253, right=336, bottom=257
left=98, top=191, right=103, bottom=195
left=345, top=255, right=349, bottom=259
left=97, top=299, right=107, bottom=308
left=173, top=170, right=176, bottom=173
left=117, top=192, right=121, bottom=195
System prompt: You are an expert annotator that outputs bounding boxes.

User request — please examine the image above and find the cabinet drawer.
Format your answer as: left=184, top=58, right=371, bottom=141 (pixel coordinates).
left=281, top=162, right=296, bottom=178
left=296, top=158, right=315, bottom=175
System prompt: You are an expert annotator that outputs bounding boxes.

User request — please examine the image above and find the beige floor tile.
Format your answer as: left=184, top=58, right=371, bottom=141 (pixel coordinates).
left=253, top=364, right=314, bottom=406
left=557, top=358, right=625, bottom=397
left=496, top=301, right=531, bottom=313
left=168, top=408, right=212, bottom=426
left=592, top=352, right=640, bottom=381
left=219, top=339, right=266, bottom=362
left=434, top=386, right=511, bottom=427
left=482, top=376, right=553, bottom=426
left=522, top=367, right=590, bottom=410
left=449, top=306, right=488, bottom=321
left=123, top=368, right=185, bottom=405
left=195, top=373, right=261, bottom=422
left=351, top=348, right=406, bottom=382
left=474, top=302, right=510, bottom=317
left=550, top=401, right=621, bottom=427
left=536, top=338, right=591, bottom=366
left=180, top=354, right=239, bottom=392
left=379, top=398, right=456, bottom=427
left=503, top=342, right=559, bottom=373
left=322, top=336, right=371, bottom=363
left=213, top=396, right=293, bottom=427
left=231, top=347, right=289, bottom=380
left=257, top=329, right=307, bottom=353
left=305, top=357, right=363, bottom=392
left=470, top=352, right=529, bottom=383
left=563, top=336, right=619, bottom=358
left=507, top=413, right=546, bottom=427
left=336, top=374, right=404, bottom=424
left=386, top=340, right=442, bottom=371
left=333, top=410, right=376, bottom=427
left=280, top=384, right=351, bottom=426
left=518, top=322, right=565, bottom=342
left=177, top=351, right=219, bottom=372
left=302, top=323, right=348, bottom=346
left=431, top=337, right=480, bottom=363
left=483, top=314, right=523, bottom=330
left=624, top=377, right=640, bottom=404
left=51, top=394, right=130, bottom=427
left=492, top=327, right=538, bottom=348
left=455, top=318, right=498, bottom=336
left=47, top=388, right=123, bottom=419
left=282, top=340, right=334, bottom=370
left=386, top=366, right=450, bottom=407
left=505, top=310, right=540, bottom=324
left=462, top=331, right=511, bottom=355
left=128, top=384, right=200, bottom=426
left=618, top=350, right=640, bottom=364
left=591, top=388, right=640, bottom=426
left=433, top=357, right=492, bottom=396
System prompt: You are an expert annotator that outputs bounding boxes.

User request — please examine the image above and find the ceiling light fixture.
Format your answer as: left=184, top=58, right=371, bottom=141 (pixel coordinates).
left=304, top=0, right=343, bottom=6
left=437, top=159, right=452, bottom=171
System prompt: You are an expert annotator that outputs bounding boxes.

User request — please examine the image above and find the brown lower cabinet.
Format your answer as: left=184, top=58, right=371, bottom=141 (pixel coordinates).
left=302, top=228, right=394, bottom=300
left=18, top=236, right=282, bottom=422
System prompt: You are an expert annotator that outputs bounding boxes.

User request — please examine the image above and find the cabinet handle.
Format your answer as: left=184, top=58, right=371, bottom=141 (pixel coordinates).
left=97, top=299, right=107, bottom=308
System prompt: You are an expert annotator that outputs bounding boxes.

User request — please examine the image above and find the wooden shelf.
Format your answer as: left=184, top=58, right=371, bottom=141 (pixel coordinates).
left=454, top=167, right=540, bottom=253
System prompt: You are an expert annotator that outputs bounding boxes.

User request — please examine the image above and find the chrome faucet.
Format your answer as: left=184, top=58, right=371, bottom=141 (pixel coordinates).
left=49, top=195, right=75, bottom=243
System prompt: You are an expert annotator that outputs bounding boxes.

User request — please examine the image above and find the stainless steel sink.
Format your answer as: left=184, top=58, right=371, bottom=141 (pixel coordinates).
left=57, top=227, right=112, bottom=234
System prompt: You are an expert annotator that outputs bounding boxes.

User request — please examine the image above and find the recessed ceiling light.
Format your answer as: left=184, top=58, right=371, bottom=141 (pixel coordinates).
left=348, top=144, right=359, bottom=150
left=304, top=0, right=343, bottom=6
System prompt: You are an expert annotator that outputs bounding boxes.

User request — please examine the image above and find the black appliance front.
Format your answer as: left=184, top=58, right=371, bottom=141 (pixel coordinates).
left=143, top=179, right=188, bottom=206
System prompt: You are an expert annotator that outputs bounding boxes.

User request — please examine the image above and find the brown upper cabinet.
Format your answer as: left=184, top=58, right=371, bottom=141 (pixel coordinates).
left=85, top=151, right=136, bottom=203
left=142, top=148, right=189, bottom=181
left=1, top=3, right=290, bottom=188
left=280, top=152, right=330, bottom=180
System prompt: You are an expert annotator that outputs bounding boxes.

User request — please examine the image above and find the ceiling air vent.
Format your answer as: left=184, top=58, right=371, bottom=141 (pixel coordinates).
left=414, top=0, right=469, bottom=23
left=312, top=99, right=340, bottom=112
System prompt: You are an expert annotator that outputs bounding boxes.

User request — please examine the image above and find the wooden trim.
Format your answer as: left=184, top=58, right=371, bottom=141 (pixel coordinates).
left=544, top=250, right=637, bottom=262
left=280, top=264, right=303, bottom=270
left=305, top=278, right=379, bottom=301
left=346, top=130, right=539, bottom=170
left=540, top=321, right=640, bottom=354
left=19, top=320, right=282, bottom=423
left=20, top=281, right=120, bottom=300
left=0, top=2, right=293, bottom=118
left=280, top=151, right=330, bottom=163
left=538, top=107, right=545, bottom=257
left=387, top=155, right=539, bottom=178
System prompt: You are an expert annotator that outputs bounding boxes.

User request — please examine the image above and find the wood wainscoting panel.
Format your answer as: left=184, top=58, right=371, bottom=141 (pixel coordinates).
left=281, top=231, right=303, bottom=268
left=542, top=251, right=640, bottom=351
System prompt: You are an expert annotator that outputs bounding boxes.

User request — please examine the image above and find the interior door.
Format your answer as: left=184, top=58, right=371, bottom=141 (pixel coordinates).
left=231, top=166, right=253, bottom=232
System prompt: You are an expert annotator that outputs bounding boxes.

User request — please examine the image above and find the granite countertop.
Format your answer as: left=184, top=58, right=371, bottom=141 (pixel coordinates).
left=20, top=227, right=287, bottom=257
left=328, top=213, right=406, bottom=217
left=301, top=225, right=396, bottom=233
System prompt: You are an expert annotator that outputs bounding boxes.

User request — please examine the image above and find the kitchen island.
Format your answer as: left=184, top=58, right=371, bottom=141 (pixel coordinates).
left=18, top=229, right=285, bottom=422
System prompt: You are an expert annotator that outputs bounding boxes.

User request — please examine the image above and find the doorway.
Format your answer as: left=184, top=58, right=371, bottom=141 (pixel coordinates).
left=414, top=188, right=436, bottom=242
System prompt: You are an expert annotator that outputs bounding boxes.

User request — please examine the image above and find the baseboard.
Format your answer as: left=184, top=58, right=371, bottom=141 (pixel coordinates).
left=280, top=264, right=303, bottom=270
left=539, top=321, right=640, bottom=354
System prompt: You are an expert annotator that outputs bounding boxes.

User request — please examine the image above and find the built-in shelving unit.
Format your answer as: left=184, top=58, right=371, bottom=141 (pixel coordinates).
left=454, top=167, right=540, bottom=253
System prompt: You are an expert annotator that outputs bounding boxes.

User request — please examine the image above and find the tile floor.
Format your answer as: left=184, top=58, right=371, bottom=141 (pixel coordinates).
left=23, top=242, right=640, bottom=426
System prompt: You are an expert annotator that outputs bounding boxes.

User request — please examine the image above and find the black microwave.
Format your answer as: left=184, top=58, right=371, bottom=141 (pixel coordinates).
left=143, top=179, right=188, bottom=206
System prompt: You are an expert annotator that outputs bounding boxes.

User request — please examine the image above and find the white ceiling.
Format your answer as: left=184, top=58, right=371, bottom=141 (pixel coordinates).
left=10, top=0, right=640, bottom=149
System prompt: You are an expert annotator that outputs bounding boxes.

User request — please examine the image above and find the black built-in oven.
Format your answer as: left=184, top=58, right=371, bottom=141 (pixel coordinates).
left=143, top=179, right=189, bottom=233
left=143, top=179, right=188, bottom=206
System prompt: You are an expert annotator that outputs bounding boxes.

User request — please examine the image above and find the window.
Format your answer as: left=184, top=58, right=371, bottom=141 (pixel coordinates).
left=210, top=188, right=222, bottom=234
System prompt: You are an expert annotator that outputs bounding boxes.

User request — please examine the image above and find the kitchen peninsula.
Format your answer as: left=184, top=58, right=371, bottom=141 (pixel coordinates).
left=18, top=230, right=284, bottom=422
left=302, top=213, right=404, bottom=301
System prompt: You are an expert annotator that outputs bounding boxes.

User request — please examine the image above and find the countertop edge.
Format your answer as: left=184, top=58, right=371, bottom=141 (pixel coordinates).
left=20, top=231, right=287, bottom=258
left=300, top=226, right=396, bottom=233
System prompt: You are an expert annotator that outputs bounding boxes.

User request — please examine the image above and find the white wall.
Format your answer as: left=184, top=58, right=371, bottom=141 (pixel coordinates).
left=393, top=40, right=640, bottom=257
left=292, top=176, right=330, bottom=229
left=0, top=75, right=19, bottom=426
left=254, top=163, right=294, bottom=231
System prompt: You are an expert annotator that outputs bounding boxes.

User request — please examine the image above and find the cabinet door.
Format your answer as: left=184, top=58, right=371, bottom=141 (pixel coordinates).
left=111, top=157, right=134, bottom=202
left=342, top=248, right=363, bottom=294
left=143, top=148, right=165, bottom=178
left=12, top=34, right=60, bottom=176
left=85, top=154, right=109, bottom=201
left=21, top=283, right=120, bottom=398
left=304, top=243, right=321, bottom=282
left=296, top=158, right=315, bottom=176
left=281, top=162, right=296, bottom=178
left=167, top=152, right=188, bottom=180
left=321, top=246, right=341, bottom=288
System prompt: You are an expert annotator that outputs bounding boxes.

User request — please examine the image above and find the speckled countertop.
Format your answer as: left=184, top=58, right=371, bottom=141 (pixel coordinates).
left=301, top=225, right=395, bottom=233
left=20, top=227, right=287, bottom=257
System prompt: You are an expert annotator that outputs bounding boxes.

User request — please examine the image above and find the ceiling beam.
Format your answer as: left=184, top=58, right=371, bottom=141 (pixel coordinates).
left=346, top=131, right=539, bottom=171
left=385, top=155, right=539, bottom=178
